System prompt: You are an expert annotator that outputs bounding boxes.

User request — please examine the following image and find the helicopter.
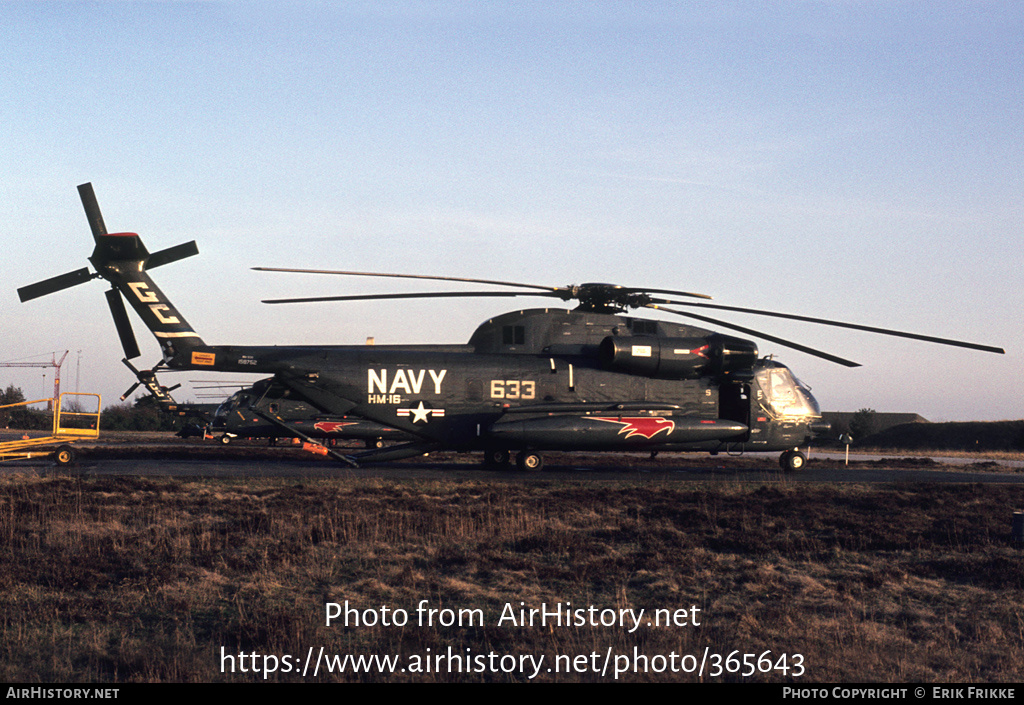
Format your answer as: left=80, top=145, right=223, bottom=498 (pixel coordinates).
left=17, top=183, right=1005, bottom=471
left=206, top=375, right=412, bottom=449
left=120, top=358, right=218, bottom=425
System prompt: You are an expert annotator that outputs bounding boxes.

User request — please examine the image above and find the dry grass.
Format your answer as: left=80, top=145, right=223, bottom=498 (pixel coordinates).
left=1, top=474, right=1022, bottom=683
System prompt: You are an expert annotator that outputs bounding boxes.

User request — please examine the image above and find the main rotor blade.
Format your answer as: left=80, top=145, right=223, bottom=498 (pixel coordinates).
left=105, top=288, right=141, bottom=360
left=253, top=267, right=714, bottom=305
left=649, top=299, right=1005, bottom=355
left=647, top=304, right=862, bottom=367
left=78, top=182, right=107, bottom=239
left=262, top=290, right=550, bottom=305
left=620, top=286, right=712, bottom=301
left=253, top=267, right=561, bottom=293
left=17, top=267, right=95, bottom=302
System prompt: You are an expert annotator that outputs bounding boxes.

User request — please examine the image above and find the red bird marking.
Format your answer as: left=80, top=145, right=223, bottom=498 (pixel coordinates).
left=313, top=421, right=358, bottom=433
left=593, top=417, right=675, bottom=440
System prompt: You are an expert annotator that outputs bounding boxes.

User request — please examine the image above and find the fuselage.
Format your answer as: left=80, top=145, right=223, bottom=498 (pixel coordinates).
left=176, top=308, right=826, bottom=455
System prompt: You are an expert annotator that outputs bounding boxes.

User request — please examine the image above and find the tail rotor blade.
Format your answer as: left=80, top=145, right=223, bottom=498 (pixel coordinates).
left=121, top=358, right=173, bottom=400
left=105, top=288, right=141, bottom=360
left=17, top=267, right=95, bottom=302
left=78, top=183, right=108, bottom=239
left=148, top=241, right=199, bottom=270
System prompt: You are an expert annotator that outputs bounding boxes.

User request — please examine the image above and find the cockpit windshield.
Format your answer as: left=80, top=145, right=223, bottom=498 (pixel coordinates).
left=215, top=392, right=248, bottom=418
left=755, top=362, right=821, bottom=419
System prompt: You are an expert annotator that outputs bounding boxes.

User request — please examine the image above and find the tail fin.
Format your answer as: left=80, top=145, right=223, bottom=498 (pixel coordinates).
left=90, top=230, right=206, bottom=360
left=121, top=359, right=216, bottom=423
left=17, top=183, right=206, bottom=363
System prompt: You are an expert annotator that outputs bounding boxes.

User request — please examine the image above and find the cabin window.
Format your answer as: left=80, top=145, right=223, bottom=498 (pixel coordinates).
left=502, top=325, right=525, bottom=345
left=629, top=319, right=658, bottom=335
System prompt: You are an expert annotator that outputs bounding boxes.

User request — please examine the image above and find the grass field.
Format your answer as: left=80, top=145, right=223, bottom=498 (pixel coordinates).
left=1, top=472, right=1022, bottom=683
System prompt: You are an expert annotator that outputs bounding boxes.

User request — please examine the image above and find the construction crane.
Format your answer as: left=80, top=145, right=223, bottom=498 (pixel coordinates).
left=0, top=351, right=69, bottom=410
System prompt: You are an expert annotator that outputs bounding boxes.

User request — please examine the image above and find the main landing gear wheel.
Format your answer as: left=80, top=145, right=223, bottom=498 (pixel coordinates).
left=779, top=450, right=807, bottom=472
left=54, top=445, right=76, bottom=465
left=516, top=451, right=544, bottom=472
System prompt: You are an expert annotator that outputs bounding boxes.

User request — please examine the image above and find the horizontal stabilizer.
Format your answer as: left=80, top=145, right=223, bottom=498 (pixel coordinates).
left=17, top=267, right=95, bottom=302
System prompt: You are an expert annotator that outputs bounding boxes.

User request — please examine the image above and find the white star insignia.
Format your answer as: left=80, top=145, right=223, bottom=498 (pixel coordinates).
left=396, top=401, right=445, bottom=424
left=410, top=401, right=431, bottom=424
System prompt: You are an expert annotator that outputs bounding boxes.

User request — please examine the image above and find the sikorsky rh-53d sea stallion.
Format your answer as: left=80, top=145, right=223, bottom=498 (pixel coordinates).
left=18, top=184, right=1005, bottom=470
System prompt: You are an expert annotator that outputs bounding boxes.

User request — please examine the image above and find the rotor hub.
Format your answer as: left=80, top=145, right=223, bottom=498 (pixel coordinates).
left=570, top=283, right=651, bottom=312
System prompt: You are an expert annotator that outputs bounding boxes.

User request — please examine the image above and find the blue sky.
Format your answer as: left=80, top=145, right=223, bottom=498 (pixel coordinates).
left=2, top=1, right=1021, bottom=422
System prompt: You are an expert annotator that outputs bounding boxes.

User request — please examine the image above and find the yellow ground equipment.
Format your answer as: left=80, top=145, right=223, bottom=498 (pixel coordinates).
left=0, top=393, right=101, bottom=465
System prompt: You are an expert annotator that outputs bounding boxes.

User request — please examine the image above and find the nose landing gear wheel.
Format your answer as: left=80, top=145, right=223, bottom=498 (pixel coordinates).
left=779, top=450, right=806, bottom=472
left=516, top=451, right=544, bottom=472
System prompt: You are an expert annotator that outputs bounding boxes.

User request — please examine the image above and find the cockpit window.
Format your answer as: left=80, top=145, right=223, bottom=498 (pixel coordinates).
left=755, top=364, right=821, bottom=419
